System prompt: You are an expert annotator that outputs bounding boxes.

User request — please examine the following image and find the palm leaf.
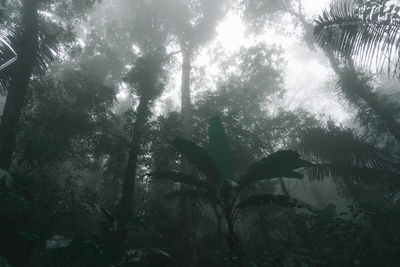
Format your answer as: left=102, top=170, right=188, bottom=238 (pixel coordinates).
left=300, top=126, right=391, bottom=169
left=0, top=30, right=57, bottom=95
left=0, top=31, right=17, bottom=72
left=170, top=138, right=221, bottom=182
left=238, top=150, right=313, bottom=187
left=236, top=194, right=315, bottom=211
left=314, top=0, right=400, bottom=77
left=208, top=116, right=234, bottom=190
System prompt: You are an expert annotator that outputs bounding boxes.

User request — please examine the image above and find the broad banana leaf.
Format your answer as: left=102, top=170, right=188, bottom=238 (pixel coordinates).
left=238, top=150, right=313, bottom=187
left=170, top=138, right=221, bottom=182
left=208, top=116, right=234, bottom=190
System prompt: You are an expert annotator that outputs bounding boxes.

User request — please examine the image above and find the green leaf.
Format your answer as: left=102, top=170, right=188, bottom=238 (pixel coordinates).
left=236, top=194, right=315, bottom=211
left=238, top=150, right=313, bottom=187
left=208, top=116, right=234, bottom=189
left=170, top=138, right=220, bottom=182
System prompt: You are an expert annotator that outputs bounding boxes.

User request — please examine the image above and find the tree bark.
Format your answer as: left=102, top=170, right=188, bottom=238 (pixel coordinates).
left=178, top=44, right=198, bottom=267
left=120, top=99, right=150, bottom=211
left=0, top=0, right=38, bottom=170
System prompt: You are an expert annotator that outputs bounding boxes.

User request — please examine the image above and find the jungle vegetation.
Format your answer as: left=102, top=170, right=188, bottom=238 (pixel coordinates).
left=0, top=0, right=400, bottom=266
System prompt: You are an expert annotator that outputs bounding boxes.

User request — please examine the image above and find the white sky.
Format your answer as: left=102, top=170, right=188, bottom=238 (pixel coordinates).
left=157, top=0, right=352, bottom=124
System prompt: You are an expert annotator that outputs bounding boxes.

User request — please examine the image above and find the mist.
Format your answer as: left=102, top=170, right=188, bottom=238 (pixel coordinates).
left=1, top=0, right=400, bottom=266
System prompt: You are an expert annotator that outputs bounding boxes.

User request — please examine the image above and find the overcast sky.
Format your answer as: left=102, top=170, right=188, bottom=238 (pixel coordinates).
left=154, top=0, right=352, bottom=124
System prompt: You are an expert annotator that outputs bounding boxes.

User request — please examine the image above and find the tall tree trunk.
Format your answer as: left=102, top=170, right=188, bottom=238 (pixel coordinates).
left=120, top=99, right=150, bottom=211
left=179, top=45, right=198, bottom=267
left=0, top=0, right=38, bottom=170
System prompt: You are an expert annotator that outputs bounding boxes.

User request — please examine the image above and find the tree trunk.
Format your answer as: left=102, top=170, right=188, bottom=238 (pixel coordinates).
left=120, top=99, right=150, bottom=211
left=179, top=45, right=198, bottom=267
left=0, top=0, right=38, bottom=170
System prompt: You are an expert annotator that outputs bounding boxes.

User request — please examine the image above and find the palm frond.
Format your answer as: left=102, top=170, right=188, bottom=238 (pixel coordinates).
left=300, top=126, right=390, bottom=169
left=308, top=163, right=399, bottom=185
left=0, top=30, right=58, bottom=95
left=314, top=0, right=400, bottom=77
left=0, top=31, right=17, bottom=71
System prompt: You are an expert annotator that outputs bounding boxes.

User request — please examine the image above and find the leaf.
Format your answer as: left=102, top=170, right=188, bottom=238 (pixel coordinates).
left=208, top=116, right=234, bottom=190
left=238, top=150, right=313, bottom=187
left=170, top=138, right=220, bottom=182
left=236, top=194, right=315, bottom=211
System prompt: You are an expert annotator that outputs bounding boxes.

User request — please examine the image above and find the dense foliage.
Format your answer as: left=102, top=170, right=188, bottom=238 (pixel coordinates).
left=0, top=0, right=400, bottom=266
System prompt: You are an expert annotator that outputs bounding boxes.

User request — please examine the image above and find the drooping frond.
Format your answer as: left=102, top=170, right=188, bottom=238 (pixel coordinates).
left=314, top=0, right=400, bottom=77
left=0, top=31, right=17, bottom=94
left=0, top=30, right=58, bottom=95
left=300, top=126, right=399, bottom=182
left=0, top=31, right=17, bottom=72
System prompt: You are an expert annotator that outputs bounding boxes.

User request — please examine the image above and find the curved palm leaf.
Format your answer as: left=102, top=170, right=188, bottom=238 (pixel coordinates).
left=300, top=126, right=392, bottom=170
left=169, top=138, right=221, bottom=182
left=236, top=194, right=316, bottom=211
left=314, top=0, right=400, bottom=77
left=238, top=150, right=313, bottom=187
left=0, top=30, right=57, bottom=95
left=0, top=31, right=17, bottom=72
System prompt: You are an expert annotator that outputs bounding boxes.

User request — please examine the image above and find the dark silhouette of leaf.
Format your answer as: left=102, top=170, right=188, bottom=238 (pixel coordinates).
left=208, top=116, right=234, bottom=189
left=238, top=150, right=313, bottom=187
left=170, top=137, right=220, bottom=182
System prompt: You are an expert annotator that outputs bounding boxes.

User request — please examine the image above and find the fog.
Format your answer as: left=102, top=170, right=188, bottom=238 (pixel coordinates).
left=0, top=0, right=399, bottom=266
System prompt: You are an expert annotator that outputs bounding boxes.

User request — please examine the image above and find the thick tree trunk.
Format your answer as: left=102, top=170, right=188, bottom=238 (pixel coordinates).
left=120, top=99, right=150, bottom=211
left=179, top=45, right=198, bottom=267
left=0, top=0, right=38, bottom=170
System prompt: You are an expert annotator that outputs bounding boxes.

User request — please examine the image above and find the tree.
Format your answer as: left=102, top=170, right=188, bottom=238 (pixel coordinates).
left=156, top=1, right=229, bottom=265
left=0, top=0, right=101, bottom=170
left=151, top=117, right=314, bottom=258
left=120, top=49, right=169, bottom=211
